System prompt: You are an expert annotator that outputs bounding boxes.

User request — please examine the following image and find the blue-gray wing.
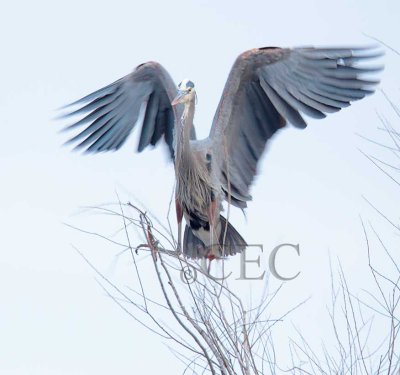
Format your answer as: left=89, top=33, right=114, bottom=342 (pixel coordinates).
left=61, top=62, right=180, bottom=158
left=210, top=46, right=383, bottom=207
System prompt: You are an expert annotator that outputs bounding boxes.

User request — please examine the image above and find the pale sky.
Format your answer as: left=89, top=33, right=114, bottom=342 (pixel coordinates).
left=1, top=0, right=399, bottom=373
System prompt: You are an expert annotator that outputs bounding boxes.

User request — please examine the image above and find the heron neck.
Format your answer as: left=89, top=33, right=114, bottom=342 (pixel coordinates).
left=176, top=100, right=195, bottom=162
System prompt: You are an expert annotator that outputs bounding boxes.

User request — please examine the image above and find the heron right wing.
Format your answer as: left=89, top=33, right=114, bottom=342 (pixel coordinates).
left=210, top=46, right=383, bottom=207
left=61, top=62, right=181, bottom=158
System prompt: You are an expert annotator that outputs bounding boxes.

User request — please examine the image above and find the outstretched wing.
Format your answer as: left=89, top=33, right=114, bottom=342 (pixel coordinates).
left=61, top=62, right=180, bottom=158
left=210, top=46, right=383, bottom=207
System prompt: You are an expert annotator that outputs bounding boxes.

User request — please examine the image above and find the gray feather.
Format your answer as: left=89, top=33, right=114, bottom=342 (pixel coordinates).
left=209, top=45, right=383, bottom=203
left=61, top=62, right=180, bottom=158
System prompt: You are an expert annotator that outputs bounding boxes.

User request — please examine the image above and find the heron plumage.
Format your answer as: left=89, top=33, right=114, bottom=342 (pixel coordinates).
left=61, top=45, right=383, bottom=259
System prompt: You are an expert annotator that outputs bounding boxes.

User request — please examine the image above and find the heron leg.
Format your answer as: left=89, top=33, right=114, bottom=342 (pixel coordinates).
left=177, top=222, right=182, bottom=254
left=176, top=199, right=183, bottom=254
left=207, top=190, right=217, bottom=227
left=207, top=198, right=220, bottom=258
left=202, top=255, right=215, bottom=274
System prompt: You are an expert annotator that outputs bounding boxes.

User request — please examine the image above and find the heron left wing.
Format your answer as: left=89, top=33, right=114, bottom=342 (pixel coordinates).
left=209, top=46, right=383, bottom=207
left=61, top=62, right=180, bottom=158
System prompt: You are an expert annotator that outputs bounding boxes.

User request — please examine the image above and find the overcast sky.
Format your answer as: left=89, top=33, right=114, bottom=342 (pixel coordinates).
left=1, top=0, right=399, bottom=373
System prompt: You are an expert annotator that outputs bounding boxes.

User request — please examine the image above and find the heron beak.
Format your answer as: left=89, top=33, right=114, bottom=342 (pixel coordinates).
left=171, top=90, right=186, bottom=106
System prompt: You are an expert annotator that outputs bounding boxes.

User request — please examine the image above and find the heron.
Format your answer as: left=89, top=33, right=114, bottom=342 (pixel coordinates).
left=62, top=45, right=383, bottom=260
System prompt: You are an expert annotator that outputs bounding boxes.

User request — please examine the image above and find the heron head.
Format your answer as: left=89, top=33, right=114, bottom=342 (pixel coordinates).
left=171, top=79, right=196, bottom=106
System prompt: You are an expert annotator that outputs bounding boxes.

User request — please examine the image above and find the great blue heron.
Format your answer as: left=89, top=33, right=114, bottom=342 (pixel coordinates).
left=62, top=46, right=383, bottom=260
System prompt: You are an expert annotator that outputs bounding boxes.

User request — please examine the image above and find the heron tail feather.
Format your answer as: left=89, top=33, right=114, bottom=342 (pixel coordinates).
left=182, top=216, right=247, bottom=259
